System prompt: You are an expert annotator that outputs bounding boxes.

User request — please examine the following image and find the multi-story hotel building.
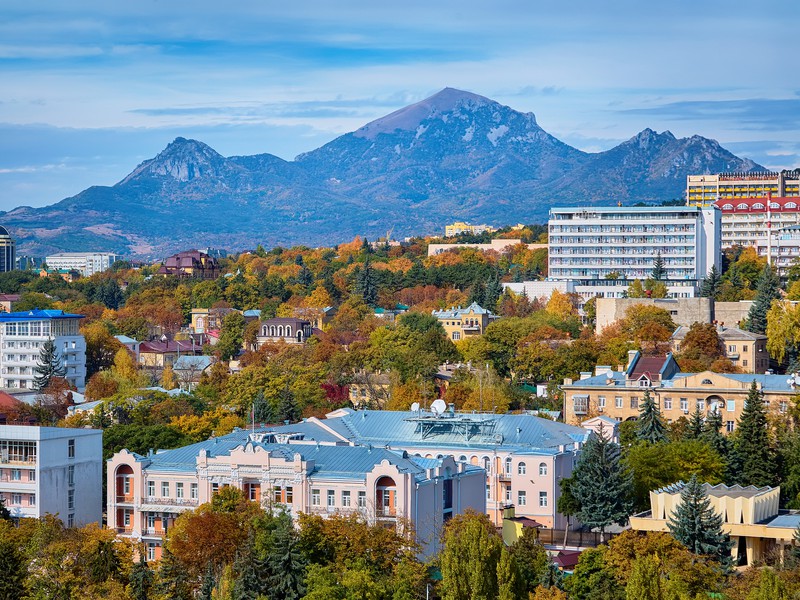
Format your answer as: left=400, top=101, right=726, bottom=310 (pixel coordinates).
left=548, top=206, right=721, bottom=297
left=265, top=408, right=590, bottom=529
left=44, top=252, right=120, bottom=278
left=108, top=429, right=486, bottom=560
left=562, top=352, right=796, bottom=430
left=444, top=221, right=496, bottom=237
left=0, top=226, right=15, bottom=273
left=0, top=309, right=87, bottom=391
left=687, top=171, right=800, bottom=207
left=0, top=424, right=102, bottom=526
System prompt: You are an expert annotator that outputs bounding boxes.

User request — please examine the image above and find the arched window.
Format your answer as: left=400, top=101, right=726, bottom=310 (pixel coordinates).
left=737, top=203, right=749, bottom=210
left=504, top=457, right=512, bottom=475
left=770, top=202, right=781, bottom=209
left=518, top=462, right=527, bottom=475
left=701, top=378, right=713, bottom=385
left=287, top=327, right=293, bottom=336
left=787, top=202, right=797, bottom=209
left=722, top=203, right=734, bottom=210
left=539, top=462, right=548, bottom=476
left=753, top=203, right=765, bottom=210
left=261, top=326, right=267, bottom=336
left=483, top=457, right=491, bottom=473
left=459, top=455, right=467, bottom=462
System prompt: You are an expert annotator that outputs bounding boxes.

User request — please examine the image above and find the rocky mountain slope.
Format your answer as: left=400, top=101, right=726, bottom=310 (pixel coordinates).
left=0, top=88, right=762, bottom=258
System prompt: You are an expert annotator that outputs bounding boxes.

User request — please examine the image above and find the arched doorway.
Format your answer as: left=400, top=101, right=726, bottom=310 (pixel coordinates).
left=375, top=476, right=396, bottom=517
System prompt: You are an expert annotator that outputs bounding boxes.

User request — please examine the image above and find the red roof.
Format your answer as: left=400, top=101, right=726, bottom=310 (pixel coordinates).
left=553, top=550, right=582, bottom=569
left=714, top=197, right=800, bottom=214
left=0, top=391, right=26, bottom=412
left=630, top=355, right=667, bottom=380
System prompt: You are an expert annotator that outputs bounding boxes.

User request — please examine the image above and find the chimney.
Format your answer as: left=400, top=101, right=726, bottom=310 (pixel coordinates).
left=580, top=372, right=591, bottom=380
left=627, top=350, right=638, bottom=369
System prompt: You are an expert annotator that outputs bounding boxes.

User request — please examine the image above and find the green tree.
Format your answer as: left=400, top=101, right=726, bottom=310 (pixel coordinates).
left=0, top=522, right=26, bottom=600
left=746, top=263, right=781, bottom=334
left=731, top=380, right=777, bottom=487
left=354, top=256, right=378, bottom=306
left=33, top=337, right=66, bottom=390
left=684, top=406, right=704, bottom=440
left=278, top=385, right=300, bottom=423
left=651, top=252, right=665, bottom=281
left=572, top=434, right=634, bottom=542
left=699, top=265, right=722, bottom=299
left=216, top=311, right=245, bottom=361
left=129, top=554, right=154, bottom=600
left=199, top=563, right=215, bottom=600
left=700, top=409, right=729, bottom=460
left=267, top=518, right=306, bottom=600
left=565, top=547, right=623, bottom=600
left=510, top=528, right=549, bottom=595
left=153, top=548, right=192, bottom=600
left=625, top=555, right=662, bottom=600
left=496, top=548, right=524, bottom=600
left=667, top=474, right=733, bottom=568
left=635, top=389, right=668, bottom=444
left=0, top=497, right=9, bottom=520
left=557, top=477, right=581, bottom=549
left=746, top=568, right=787, bottom=600
left=484, top=274, right=503, bottom=311
left=439, top=511, right=503, bottom=600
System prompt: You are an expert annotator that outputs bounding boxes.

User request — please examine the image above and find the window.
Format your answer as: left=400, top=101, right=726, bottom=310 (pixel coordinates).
left=11, top=469, right=20, bottom=481
left=28, top=470, right=35, bottom=482
left=697, top=400, right=705, bottom=412
left=539, top=491, right=548, bottom=507
left=312, top=489, right=320, bottom=506
left=452, top=332, right=461, bottom=341
left=286, top=487, right=293, bottom=503
left=518, top=462, right=526, bottom=475
left=211, top=483, right=219, bottom=495
left=573, top=395, right=588, bottom=414
left=680, top=398, right=688, bottom=412
left=161, top=482, right=169, bottom=497
left=780, top=402, right=788, bottom=414
left=68, top=439, right=75, bottom=459
left=486, top=485, right=491, bottom=499
left=517, top=491, right=527, bottom=506
left=12, top=493, right=21, bottom=505
left=504, top=458, right=512, bottom=475
left=726, top=421, right=735, bottom=433
left=727, top=345, right=736, bottom=353
left=68, top=465, right=74, bottom=486
left=598, top=396, right=606, bottom=410
left=123, top=510, right=130, bottom=526
left=176, top=483, right=184, bottom=499
left=358, top=491, right=366, bottom=508
left=190, top=483, right=198, bottom=500
left=123, top=477, right=131, bottom=495
left=664, top=397, right=672, bottom=410
left=743, top=345, right=748, bottom=352
left=539, top=463, right=548, bottom=476
left=67, top=514, right=74, bottom=528
left=726, top=399, right=736, bottom=413
left=743, top=360, right=748, bottom=367
left=29, top=494, right=35, bottom=506
left=274, top=486, right=282, bottom=503
left=505, top=486, right=512, bottom=502
left=148, top=514, right=156, bottom=529
left=68, top=489, right=75, bottom=511
left=341, top=490, right=351, bottom=507
left=615, top=397, right=623, bottom=409
left=630, top=397, right=639, bottom=409
left=148, top=481, right=155, bottom=497
left=327, top=490, right=335, bottom=507
left=459, top=455, right=467, bottom=462
left=482, top=457, right=491, bottom=473
left=701, top=379, right=713, bottom=385
left=147, top=543, right=157, bottom=561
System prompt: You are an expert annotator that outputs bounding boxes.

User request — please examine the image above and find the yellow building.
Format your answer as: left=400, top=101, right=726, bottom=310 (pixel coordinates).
left=630, top=482, right=799, bottom=567
left=687, top=170, right=800, bottom=206
left=444, top=221, right=495, bottom=237
left=671, top=325, right=769, bottom=374
left=432, top=302, right=498, bottom=341
left=562, top=352, right=795, bottom=429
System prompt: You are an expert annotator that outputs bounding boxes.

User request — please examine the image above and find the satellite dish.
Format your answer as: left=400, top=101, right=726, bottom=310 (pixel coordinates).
left=410, top=402, right=420, bottom=412
left=431, top=399, right=447, bottom=415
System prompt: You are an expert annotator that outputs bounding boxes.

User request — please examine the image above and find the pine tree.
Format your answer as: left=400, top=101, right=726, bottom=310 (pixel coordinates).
left=278, top=385, right=300, bottom=423
left=731, top=380, right=777, bottom=487
left=572, top=433, right=634, bottom=542
left=153, top=548, right=192, bottom=600
left=700, top=409, right=729, bottom=459
left=683, top=405, right=704, bottom=440
left=232, top=532, right=269, bottom=600
left=253, top=390, right=275, bottom=424
left=699, top=265, right=722, bottom=299
left=746, top=263, right=781, bottom=334
left=635, top=389, right=668, bottom=444
left=667, top=474, right=733, bottom=568
left=199, top=564, right=215, bottom=600
left=625, top=555, right=662, bottom=600
left=129, top=554, right=154, bottom=600
left=268, top=519, right=307, bottom=600
left=354, top=256, right=378, bottom=306
left=33, top=338, right=66, bottom=390
left=469, top=281, right=487, bottom=307
left=484, top=274, right=503, bottom=311
left=651, top=252, right=666, bottom=281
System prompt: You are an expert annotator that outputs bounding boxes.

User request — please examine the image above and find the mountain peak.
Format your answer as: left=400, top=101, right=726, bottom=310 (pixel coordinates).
left=354, top=87, right=498, bottom=140
left=119, top=137, right=228, bottom=184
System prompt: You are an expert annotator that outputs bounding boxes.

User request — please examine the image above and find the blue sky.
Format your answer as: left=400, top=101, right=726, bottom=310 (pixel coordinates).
left=1, top=0, right=798, bottom=211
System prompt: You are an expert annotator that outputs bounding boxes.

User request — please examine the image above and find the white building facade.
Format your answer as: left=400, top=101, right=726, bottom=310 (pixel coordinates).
left=0, top=309, right=87, bottom=391
left=44, top=252, right=120, bottom=277
left=0, top=424, right=102, bottom=526
left=548, top=206, right=721, bottom=298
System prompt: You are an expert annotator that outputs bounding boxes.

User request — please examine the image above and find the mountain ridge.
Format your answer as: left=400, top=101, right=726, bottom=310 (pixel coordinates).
left=1, top=88, right=763, bottom=258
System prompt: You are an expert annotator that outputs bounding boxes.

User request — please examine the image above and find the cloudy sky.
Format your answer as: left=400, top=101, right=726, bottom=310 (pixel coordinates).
left=1, top=1, right=798, bottom=211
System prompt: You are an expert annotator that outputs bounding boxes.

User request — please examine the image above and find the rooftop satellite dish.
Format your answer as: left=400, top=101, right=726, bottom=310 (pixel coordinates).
left=410, top=402, right=420, bottom=412
left=431, top=399, right=447, bottom=415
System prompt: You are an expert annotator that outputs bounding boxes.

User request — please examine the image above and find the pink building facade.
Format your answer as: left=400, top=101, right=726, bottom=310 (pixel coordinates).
left=107, top=430, right=485, bottom=560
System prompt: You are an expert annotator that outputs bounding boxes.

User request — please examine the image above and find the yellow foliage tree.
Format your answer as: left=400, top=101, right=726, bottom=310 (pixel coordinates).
left=169, top=406, right=244, bottom=442
left=111, top=348, right=143, bottom=386
left=545, top=290, right=576, bottom=320
left=161, top=364, right=178, bottom=390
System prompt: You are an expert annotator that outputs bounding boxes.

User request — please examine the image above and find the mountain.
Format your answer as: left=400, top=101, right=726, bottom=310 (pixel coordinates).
left=0, top=89, right=763, bottom=258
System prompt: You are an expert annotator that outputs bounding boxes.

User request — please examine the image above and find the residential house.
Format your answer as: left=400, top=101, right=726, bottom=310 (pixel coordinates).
left=0, top=294, right=20, bottom=313
left=157, top=250, right=220, bottom=279
left=672, top=324, right=769, bottom=374
left=138, top=340, right=202, bottom=369
left=114, top=335, right=141, bottom=361
left=432, top=302, right=498, bottom=341
left=190, top=307, right=240, bottom=334
left=256, top=317, right=313, bottom=346
left=172, top=355, right=213, bottom=391
left=292, top=306, right=336, bottom=330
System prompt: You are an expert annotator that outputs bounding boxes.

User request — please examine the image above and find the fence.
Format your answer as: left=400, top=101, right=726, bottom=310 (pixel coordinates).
left=535, top=528, right=619, bottom=548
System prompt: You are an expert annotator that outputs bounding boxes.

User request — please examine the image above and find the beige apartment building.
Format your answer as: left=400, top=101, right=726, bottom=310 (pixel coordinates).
left=562, top=352, right=795, bottom=430
left=432, top=302, right=498, bottom=341
left=671, top=325, right=768, bottom=374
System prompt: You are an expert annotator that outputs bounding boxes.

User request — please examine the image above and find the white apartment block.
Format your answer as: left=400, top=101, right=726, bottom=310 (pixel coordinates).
left=0, top=424, right=102, bottom=526
left=44, top=252, right=120, bottom=277
left=687, top=171, right=800, bottom=207
left=548, top=206, right=721, bottom=297
left=108, top=429, right=486, bottom=560
left=0, top=310, right=87, bottom=391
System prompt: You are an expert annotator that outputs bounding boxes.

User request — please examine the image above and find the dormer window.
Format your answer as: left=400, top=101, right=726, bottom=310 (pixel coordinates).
left=638, top=375, right=651, bottom=387
left=701, top=378, right=713, bottom=385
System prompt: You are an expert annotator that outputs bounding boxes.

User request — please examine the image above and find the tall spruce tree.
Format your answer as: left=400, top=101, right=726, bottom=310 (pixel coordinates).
left=731, top=380, right=777, bottom=487
left=684, top=405, right=704, bottom=440
left=484, top=274, right=503, bottom=311
left=0, top=526, right=26, bottom=600
left=700, top=409, right=729, bottom=459
left=635, top=388, right=668, bottom=444
left=268, top=519, right=307, bottom=600
left=232, top=531, right=269, bottom=599
left=153, top=548, right=192, bottom=600
left=651, top=252, right=666, bottom=281
left=699, top=265, right=722, bottom=299
left=354, top=256, right=378, bottom=306
left=746, top=263, right=781, bottom=334
left=129, top=554, right=154, bottom=600
left=572, top=431, right=634, bottom=542
left=199, top=564, right=215, bottom=600
left=33, top=337, right=66, bottom=390
left=278, top=385, right=300, bottom=423
left=667, top=474, right=733, bottom=568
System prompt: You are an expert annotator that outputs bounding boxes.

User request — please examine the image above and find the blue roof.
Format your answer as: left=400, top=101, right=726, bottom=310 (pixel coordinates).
left=173, top=355, right=213, bottom=371
left=0, top=309, right=84, bottom=321
left=243, top=310, right=262, bottom=318
left=432, top=302, right=493, bottom=318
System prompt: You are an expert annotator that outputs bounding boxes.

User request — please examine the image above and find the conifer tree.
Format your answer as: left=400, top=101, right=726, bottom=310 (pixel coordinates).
left=268, top=519, right=307, bottom=600
left=129, top=554, right=154, bottom=600
left=0, top=526, right=26, bottom=600
left=252, top=390, right=275, bottom=424
left=33, top=337, right=66, bottom=390
left=731, top=380, right=777, bottom=487
left=651, top=252, right=666, bottom=281
left=232, top=531, right=269, bottom=600
left=354, top=256, right=378, bottom=306
left=683, top=405, right=704, bottom=440
left=199, top=564, right=215, bottom=600
left=153, top=548, right=192, bottom=600
left=635, top=389, right=668, bottom=444
left=278, top=385, right=300, bottom=423
left=746, top=263, right=781, bottom=334
left=667, top=474, right=733, bottom=568
left=572, top=432, right=634, bottom=542
left=700, top=409, right=729, bottom=459
left=0, top=497, right=9, bottom=521
left=699, top=265, right=722, bottom=299
left=484, top=274, right=503, bottom=311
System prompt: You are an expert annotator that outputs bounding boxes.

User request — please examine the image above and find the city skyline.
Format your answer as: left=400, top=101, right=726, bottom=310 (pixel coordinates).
left=0, top=0, right=798, bottom=211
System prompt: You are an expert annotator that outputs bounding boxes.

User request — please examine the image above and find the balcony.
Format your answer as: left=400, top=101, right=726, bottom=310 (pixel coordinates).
left=115, top=527, right=134, bottom=535
left=142, top=496, right=198, bottom=508
left=115, top=494, right=135, bottom=504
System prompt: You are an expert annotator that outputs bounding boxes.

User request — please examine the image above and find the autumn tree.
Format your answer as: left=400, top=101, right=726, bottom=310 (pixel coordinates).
left=217, top=311, right=245, bottom=361
left=439, top=510, right=504, bottom=600
left=624, top=555, right=662, bottom=600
